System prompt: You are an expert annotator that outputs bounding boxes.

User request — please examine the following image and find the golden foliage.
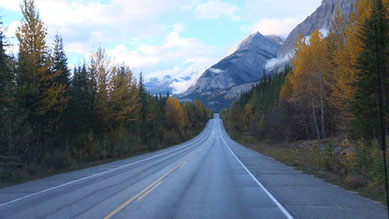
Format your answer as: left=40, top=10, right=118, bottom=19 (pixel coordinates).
left=166, top=97, right=185, bottom=130
left=16, top=0, right=68, bottom=119
left=109, top=66, right=141, bottom=125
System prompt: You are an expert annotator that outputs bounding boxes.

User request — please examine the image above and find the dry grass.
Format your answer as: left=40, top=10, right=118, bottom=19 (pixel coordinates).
left=233, top=133, right=388, bottom=205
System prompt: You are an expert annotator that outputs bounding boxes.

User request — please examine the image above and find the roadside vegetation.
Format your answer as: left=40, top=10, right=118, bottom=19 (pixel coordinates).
left=222, top=0, right=389, bottom=204
left=0, top=0, right=212, bottom=186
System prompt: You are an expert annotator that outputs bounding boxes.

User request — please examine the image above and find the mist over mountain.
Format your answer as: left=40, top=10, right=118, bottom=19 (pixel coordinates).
left=145, top=75, right=177, bottom=95
left=181, top=32, right=281, bottom=111
left=149, top=0, right=358, bottom=112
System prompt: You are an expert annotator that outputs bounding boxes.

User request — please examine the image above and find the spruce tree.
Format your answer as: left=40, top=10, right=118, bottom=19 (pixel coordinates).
left=69, top=64, right=96, bottom=147
left=15, top=0, right=69, bottom=161
left=350, top=0, right=388, bottom=141
left=52, top=34, right=70, bottom=89
left=52, top=34, right=71, bottom=144
left=350, top=0, right=388, bottom=213
left=0, top=21, right=16, bottom=162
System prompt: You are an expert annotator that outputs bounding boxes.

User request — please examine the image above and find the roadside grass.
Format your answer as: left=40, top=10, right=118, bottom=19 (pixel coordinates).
left=0, top=129, right=203, bottom=189
left=226, top=128, right=387, bottom=205
left=0, top=150, right=150, bottom=189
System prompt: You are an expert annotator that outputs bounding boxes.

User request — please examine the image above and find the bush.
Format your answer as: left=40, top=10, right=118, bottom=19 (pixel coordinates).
left=41, top=151, right=71, bottom=170
left=346, top=175, right=367, bottom=188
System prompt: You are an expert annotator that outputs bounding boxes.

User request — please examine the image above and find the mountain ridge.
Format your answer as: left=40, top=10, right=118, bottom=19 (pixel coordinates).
left=181, top=32, right=281, bottom=111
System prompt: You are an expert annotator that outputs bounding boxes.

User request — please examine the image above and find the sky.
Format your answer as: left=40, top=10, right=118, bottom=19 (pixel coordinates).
left=0, top=0, right=322, bottom=93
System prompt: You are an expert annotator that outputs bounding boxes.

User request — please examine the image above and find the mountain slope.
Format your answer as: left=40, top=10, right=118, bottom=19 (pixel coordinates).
left=182, top=32, right=281, bottom=111
left=277, top=0, right=357, bottom=58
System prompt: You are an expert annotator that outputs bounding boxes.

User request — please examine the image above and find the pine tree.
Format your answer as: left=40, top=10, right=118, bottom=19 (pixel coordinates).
left=52, top=34, right=70, bottom=89
left=109, top=65, right=140, bottom=126
left=52, top=34, right=71, bottom=143
left=350, top=0, right=389, bottom=212
left=68, top=64, right=96, bottom=146
left=16, top=0, right=68, bottom=161
left=350, top=0, right=388, bottom=141
left=90, top=47, right=111, bottom=130
left=0, top=20, right=19, bottom=167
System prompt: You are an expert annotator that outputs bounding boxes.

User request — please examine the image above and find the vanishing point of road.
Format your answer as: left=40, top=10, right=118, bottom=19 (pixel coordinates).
left=0, top=114, right=387, bottom=219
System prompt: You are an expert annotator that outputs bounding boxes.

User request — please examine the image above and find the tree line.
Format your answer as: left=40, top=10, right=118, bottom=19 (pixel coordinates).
left=223, top=0, right=388, bottom=143
left=221, top=0, right=388, bottom=195
left=0, top=0, right=212, bottom=182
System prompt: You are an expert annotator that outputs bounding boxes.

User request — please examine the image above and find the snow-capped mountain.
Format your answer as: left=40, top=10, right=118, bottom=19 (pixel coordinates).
left=181, top=32, right=282, bottom=111
left=145, top=75, right=178, bottom=95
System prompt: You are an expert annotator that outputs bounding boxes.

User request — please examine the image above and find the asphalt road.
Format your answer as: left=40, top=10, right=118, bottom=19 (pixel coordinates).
left=0, top=114, right=387, bottom=219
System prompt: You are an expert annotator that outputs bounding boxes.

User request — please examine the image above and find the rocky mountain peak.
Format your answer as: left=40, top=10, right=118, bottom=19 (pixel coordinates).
left=277, top=0, right=356, bottom=58
left=181, top=31, right=281, bottom=111
left=234, top=32, right=280, bottom=56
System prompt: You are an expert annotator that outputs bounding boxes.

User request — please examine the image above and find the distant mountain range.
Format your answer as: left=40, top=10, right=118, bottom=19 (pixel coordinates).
left=145, top=75, right=177, bottom=95
left=147, top=0, right=357, bottom=111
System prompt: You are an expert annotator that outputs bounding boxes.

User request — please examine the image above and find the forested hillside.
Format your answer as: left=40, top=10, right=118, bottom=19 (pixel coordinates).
left=222, top=0, right=389, bottom=202
left=0, top=0, right=212, bottom=184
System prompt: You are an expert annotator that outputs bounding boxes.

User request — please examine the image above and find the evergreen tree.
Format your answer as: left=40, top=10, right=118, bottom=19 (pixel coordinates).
left=350, top=0, right=388, bottom=140
left=52, top=34, right=71, bottom=143
left=16, top=0, right=68, bottom=162
left=138, top=71, right=148, bottom=143
left=68, top=64, right=96, bottom=147
left=52, top=34, right=70, bottom=89
left=0, top=20, right=19, bottom=170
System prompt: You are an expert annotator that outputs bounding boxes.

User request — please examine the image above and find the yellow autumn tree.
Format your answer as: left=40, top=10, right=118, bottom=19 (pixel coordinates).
left=109, top=66, right=141, bottom=126
left=279, top=72, right=294, bottom=101
left=166, top=97, right=185, bottom=131
left=16, top=0, right=68, bottom=155
left=327, top=0, right=389, bottom=131
left=90, top=47, right=112, bottom=127
left=328, top=1, right=371, bottom=130
left=290, top=29, right=331, bottom=139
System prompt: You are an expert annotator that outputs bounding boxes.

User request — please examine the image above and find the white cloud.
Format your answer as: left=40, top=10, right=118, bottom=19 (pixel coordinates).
left=0, top=0, right=20, bottom=11
left=4, top=21, right=20, bottom=55
left=147, top=66, right=181, bottom=81
left=107, top=24, right=221, bottom=93
left=209, top=68, right=223, bottom=74
left=194, top=0, right=239, bottom=20
left=265, top=53, right=292, bottom=70
left=243, top=17, right=303, bottom=36
left=170, top=63, right=207, bottom=94
left=2, top=0, right=184, bottom=57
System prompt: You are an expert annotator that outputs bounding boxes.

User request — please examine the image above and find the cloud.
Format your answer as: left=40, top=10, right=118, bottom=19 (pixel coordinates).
left=265, top=54, right=292, bottom=70
left=2, top=0, right=183, bottom=57
left=107, top=24, right=221, bottom=93
left=242, top=17, right=302, bottom=36
left=170, top=63, right=207, bottom=94
left=193, top=0, right=239, bottom=20
left=3, top=21, right=20, bottom=55
left=0, top=0, right=20, bottom=11
left=209, top=68, right=223, bottom=74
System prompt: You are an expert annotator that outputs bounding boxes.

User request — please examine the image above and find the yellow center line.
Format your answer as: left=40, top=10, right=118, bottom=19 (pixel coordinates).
left=136, top=181, right=162, bottom=202
left=179, top=161, right=188, bottom=168
left=104, top=147, right=204, bottom=219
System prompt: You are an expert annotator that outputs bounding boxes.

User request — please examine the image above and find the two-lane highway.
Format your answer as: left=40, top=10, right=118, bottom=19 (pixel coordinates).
left=0, top=114, right=387, bottom=219
left=0, top=115, right=291, bottom=219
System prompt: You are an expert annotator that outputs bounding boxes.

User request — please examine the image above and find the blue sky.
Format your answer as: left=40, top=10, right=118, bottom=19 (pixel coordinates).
left=0, top=0, right=321, bottom=93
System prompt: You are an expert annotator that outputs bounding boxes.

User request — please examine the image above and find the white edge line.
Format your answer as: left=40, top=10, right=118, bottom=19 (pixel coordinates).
left=0, top=124, right=212, bottom=208
left=218, top=120, right=294, bottom=219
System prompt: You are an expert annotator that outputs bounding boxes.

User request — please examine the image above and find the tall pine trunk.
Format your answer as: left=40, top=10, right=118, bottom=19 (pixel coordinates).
left=311, top=90, right=321, bottom=139
left=320, top=74, right=325, bottom=138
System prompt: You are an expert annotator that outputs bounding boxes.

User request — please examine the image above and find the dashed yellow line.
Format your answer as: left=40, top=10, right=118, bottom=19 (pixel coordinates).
left=104, top=146, right=204, bottom=219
